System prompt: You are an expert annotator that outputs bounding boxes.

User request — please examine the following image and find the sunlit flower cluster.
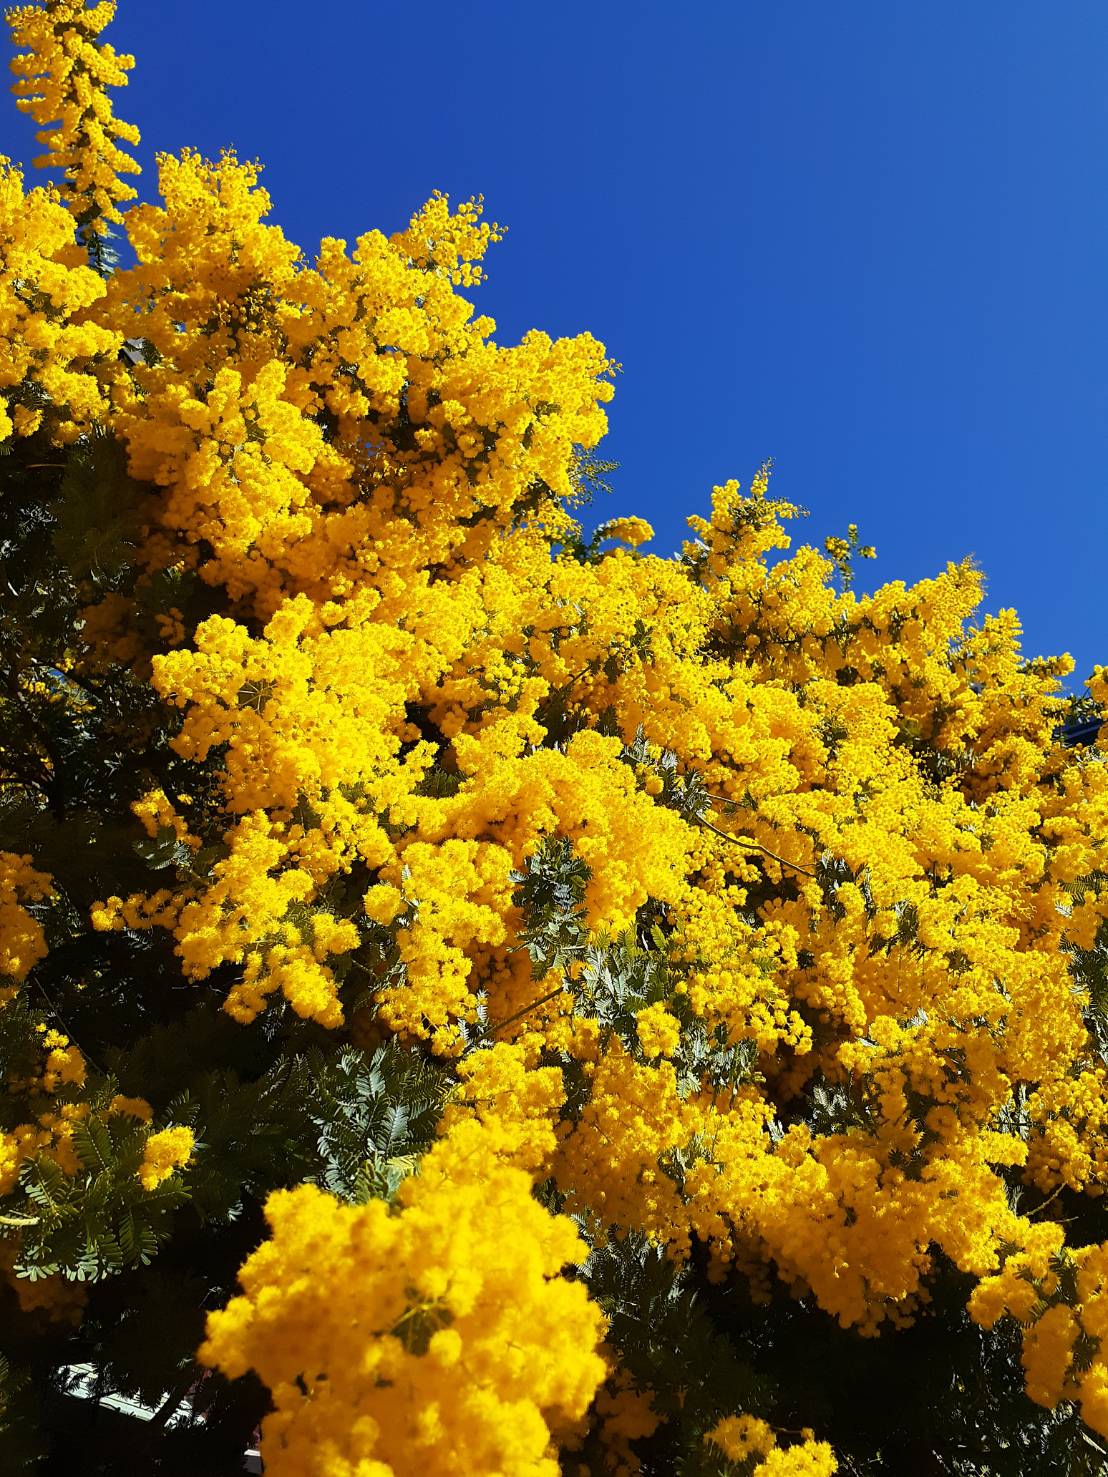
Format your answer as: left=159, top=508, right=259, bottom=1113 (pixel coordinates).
left=200, top=1120, right=606, bottom=1476
left=7, top=0, right=140, bottom=232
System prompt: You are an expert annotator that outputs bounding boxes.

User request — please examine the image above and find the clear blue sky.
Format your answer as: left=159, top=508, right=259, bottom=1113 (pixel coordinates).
left=5, top=1, right=1106, bottom=683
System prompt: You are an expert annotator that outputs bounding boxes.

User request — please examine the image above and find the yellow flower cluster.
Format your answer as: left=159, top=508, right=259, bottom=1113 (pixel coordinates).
left=581, top=1390, right=658, bottom=1476
left=0, top=850, right=51, bottom=991
left=107, top=1093, right=151, bottom=1122
left=556, top=1043, right=710, bottom=1253
left=88, top=146, right=612, bottom=619
left=137, top=1125, right=194, bottom=1191
left=131, top=786, right=200, bottom=849
left=634, top=1001, right=682, bottom=1059
left=1026, top=1068, right=1108, bottom=1194
left=597, top=516, right=655, bottom=549
left=7, top=0, right=140, bottom=232
left=970, top=1229, right=1108, bottom=1439
left=201, top=1120, right=606, bottom=1476
left=0, top=158, right=116, bottom=439
left=38, top=1028, right=85, bottom=1092
left=438, top=1042, right=565, bottom=1175
left=0, top=1099, right=88, bottom=1188
left=0, top=1123, right=37, bottom=1194
left=706, top=1415, right=837, bottom=1474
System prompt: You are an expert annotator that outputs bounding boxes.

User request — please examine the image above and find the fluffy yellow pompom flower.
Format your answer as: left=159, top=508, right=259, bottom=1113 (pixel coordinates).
left=108, top=1094, right=152, bottom=1123
left=40, top=1030, right=85, bottom=1092
left=634, top=1001, right=681, bottom=1060
left=706, top=1414, right=777, bottom=1462
left=596, top=516, right=654, bottom=549
left=754, top=1443, right=839, bottom=1476
left=137, top=1126, right=195, bottom=1190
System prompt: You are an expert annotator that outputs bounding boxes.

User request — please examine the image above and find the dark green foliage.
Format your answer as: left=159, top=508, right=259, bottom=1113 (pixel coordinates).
left=302, top=1041, right=450, bottom=1203
left=50, top=434, right=142, bottom=587
left=513, top=836, right=590, bottom=979
left=573, top=1241, right=1108, bottom=1476
left=0, top=1356, right=45, bottom=1472
left=719, top=1264, right=1108, bottom=1477
left=13, top=1114, right=186, bottom=1281
left=586, top=1237, right=772, bottom=1446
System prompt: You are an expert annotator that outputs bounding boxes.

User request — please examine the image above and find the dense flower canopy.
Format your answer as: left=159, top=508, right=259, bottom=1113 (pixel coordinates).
left=1, top=4, right=1107, bottom=1474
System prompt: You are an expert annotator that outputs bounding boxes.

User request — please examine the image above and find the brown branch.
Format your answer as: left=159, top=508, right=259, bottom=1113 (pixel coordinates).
left=146, top=1370, right=199, bottom=1434
left=466, top=985, right=566, bottom=1054
left=1027, top=1182, right=1066, bottom=1219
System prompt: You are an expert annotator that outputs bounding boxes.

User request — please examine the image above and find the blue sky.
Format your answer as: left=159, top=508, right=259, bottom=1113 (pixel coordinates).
left=4, top=2, right=1106, bottom=683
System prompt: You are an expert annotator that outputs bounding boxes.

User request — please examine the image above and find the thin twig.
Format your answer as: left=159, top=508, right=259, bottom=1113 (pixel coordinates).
left=32, top=978, right=106, bottom=1076
left=469, top=985, right=565, bottom=1052
left=558, top=663, right=595, bottom=691
left=696, top=816, right=817, bottom=878
left=1027, top=1182, right=1066, bottom=1218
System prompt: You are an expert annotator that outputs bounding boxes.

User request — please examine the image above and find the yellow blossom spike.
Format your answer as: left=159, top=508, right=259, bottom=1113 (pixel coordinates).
left=7, top=0, right=140, bottom=250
